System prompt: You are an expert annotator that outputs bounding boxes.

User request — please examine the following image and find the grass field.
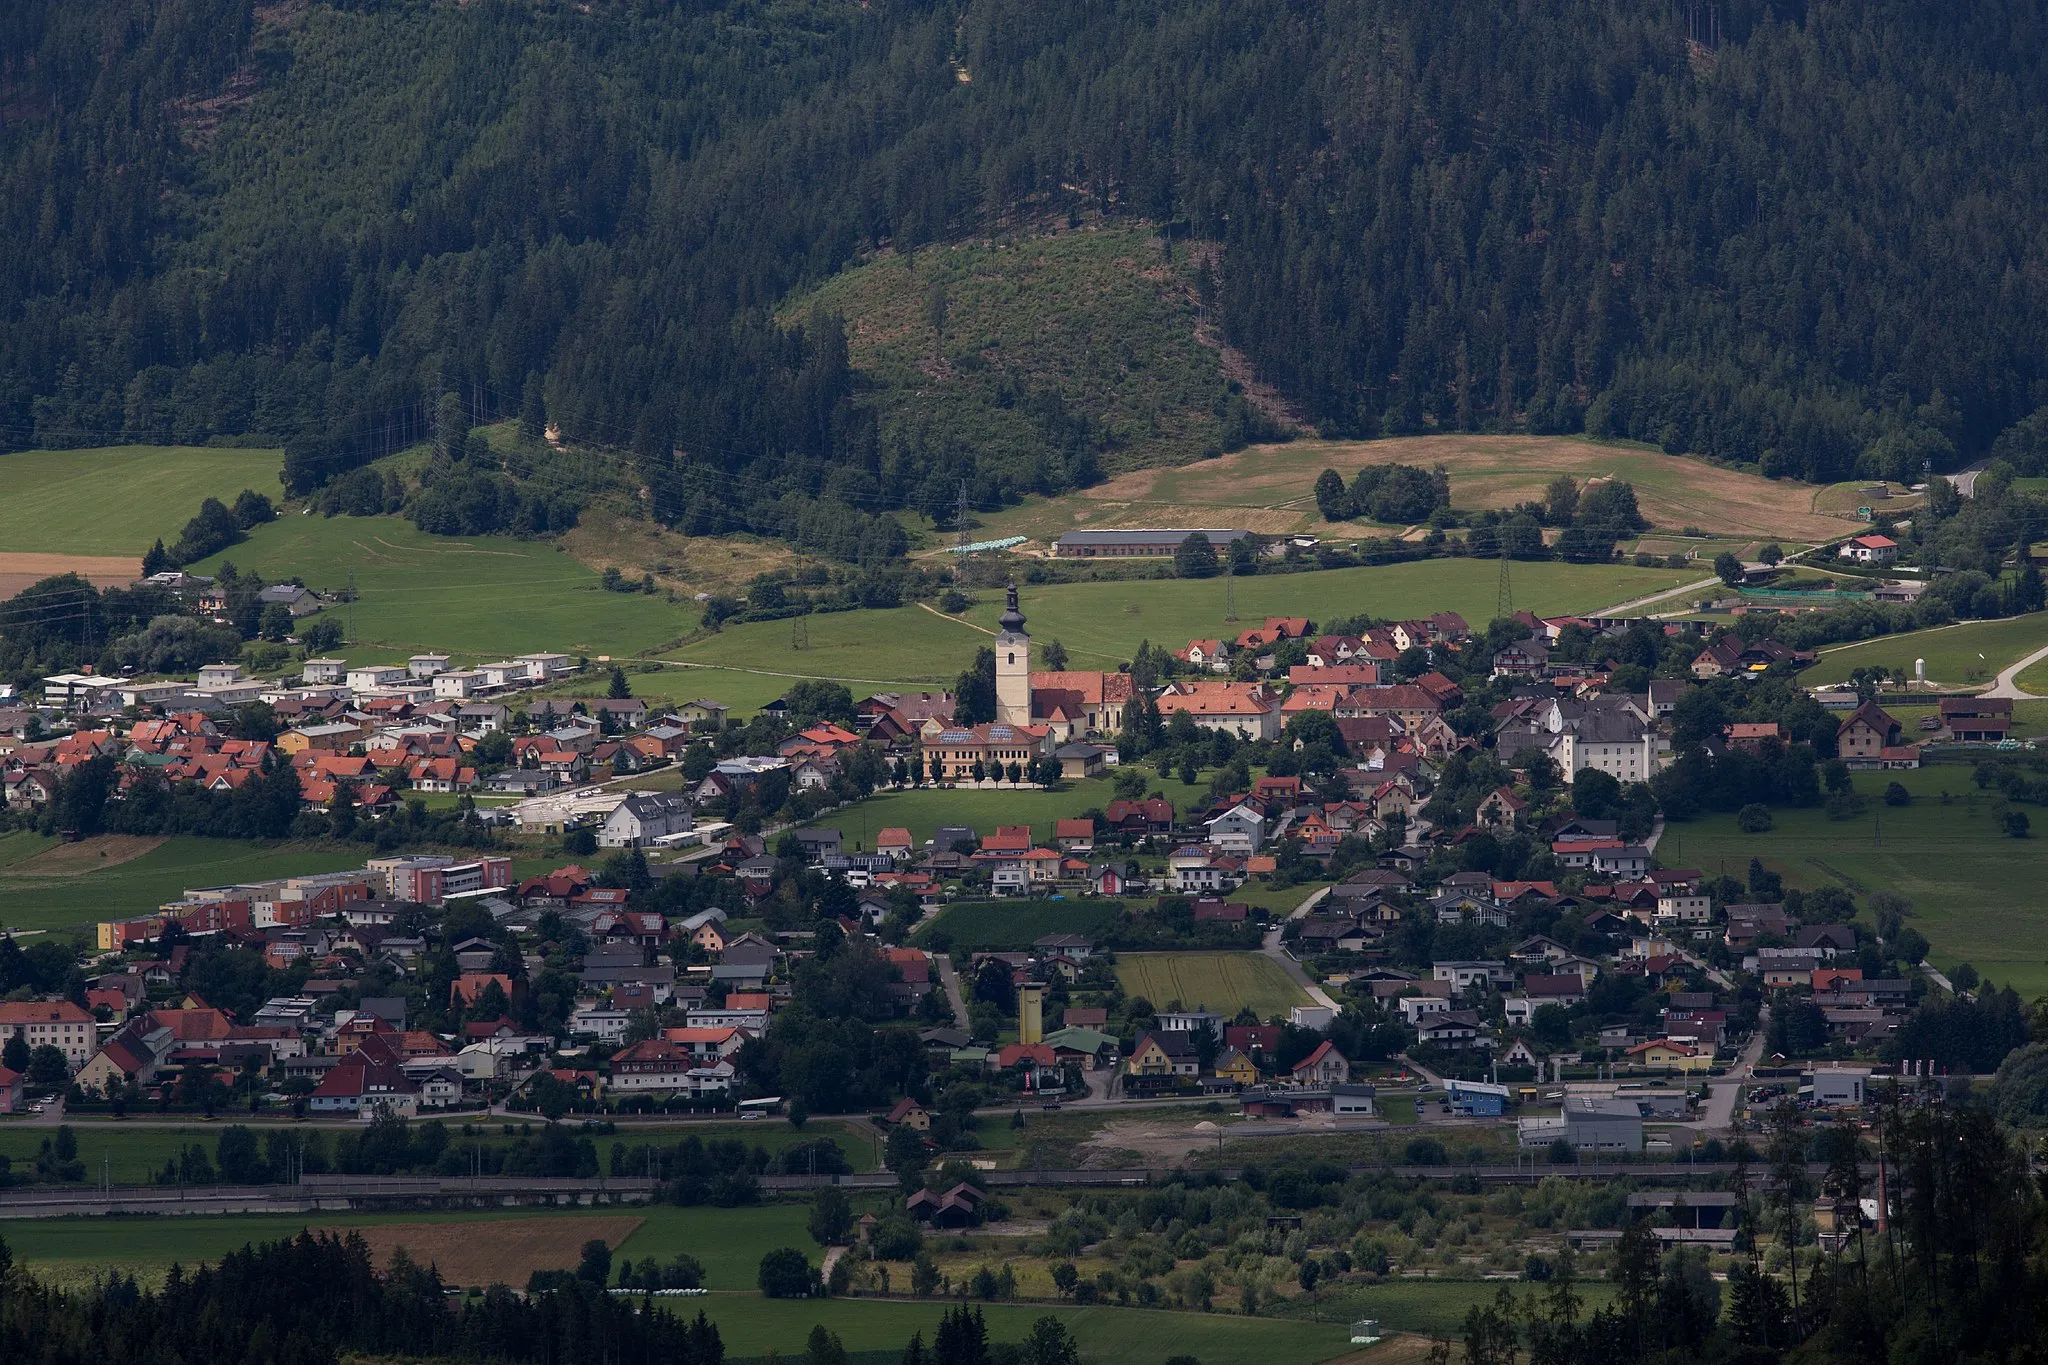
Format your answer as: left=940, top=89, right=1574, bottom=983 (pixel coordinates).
left=1115, top=952, right=1310, bottom=1017
left=971, top=434, right=1853, bottom=545
left=1801, top=615, right=2048, bottom=688
left=683, top=1292, right=1356, bottom=1365
left=912, top=900, right=1125, bottom=951
left=1661, top=765, right=2048, bottom=996
left=2013, top=656, right=2048, bottom=697
left=2, top=1201, right=813, bottom=1292
left=673, top=560, right=1695, bottom=683
left=1293, top=1278, right=1617, bottom=1338
left=0, top=835, right=362, bottom=935
left=187, top=515, right=690, bottom=658
left=0, top=445, right=282, bottom=555
left=833, top=775, right=1214, bottom=853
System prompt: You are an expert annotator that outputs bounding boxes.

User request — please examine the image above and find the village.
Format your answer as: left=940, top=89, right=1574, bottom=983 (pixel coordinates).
left=0, top=563, right=1992, bottom=1189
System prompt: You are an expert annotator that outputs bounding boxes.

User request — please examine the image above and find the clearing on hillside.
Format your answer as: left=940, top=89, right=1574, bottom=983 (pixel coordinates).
left=312, top=1215, right=643, bottom=1287
left=0, top=446, right=282, bottom=556
left=794, top=224, right=1242, bottom=476
left=1115, top=952, right=1310, bottom=1019
left=973, top=434, right=1855, bottom=546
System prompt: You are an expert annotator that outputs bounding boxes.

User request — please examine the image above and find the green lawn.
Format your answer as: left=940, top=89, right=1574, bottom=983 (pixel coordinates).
left=831, top=775, right=1215, bottom=854
left=0, top=838, right=363, bottom=935
left=675, top=560, right=1694, bottom=680
left=912, top=900, right=1125, bottom=951
left=1115, top=952, right=1310, bottom=1018
left=1660, top=766, right=2048, bottom=995
left=1801, top=614, right=2048, bottom=688
left=0, top=445, right=282, bottom=555
left=2014, top=658, right=2048, bottom=698
left=188, top=515, right=690, bottom=658
left=684, top=1292, right=1356, bottom=1365
left=1291, top=1278, right=1617, bottom=1338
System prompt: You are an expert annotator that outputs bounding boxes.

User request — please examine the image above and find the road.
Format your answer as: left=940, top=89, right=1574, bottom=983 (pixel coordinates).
left=1261, top=886, right=1340, bottom=1012
left=1983, top=641, right=2048, bottom=700
left=934, top=953, right=970, bottom=1027
left=1593, top=576, right=1722, bottom=618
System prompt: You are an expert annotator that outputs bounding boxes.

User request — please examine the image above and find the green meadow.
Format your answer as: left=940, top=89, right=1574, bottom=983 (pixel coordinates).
left=1801, top=615, right=2048, bottom=688
left=188, top=515, right=691, bottom=658
left=827, top=774, right=1214, bottom=854
left=1662, top=765, right=2048, bottom=996
left=912, top=900, right=1125, bottom=951
left=0, top=445, right=282, bottom=555
left=672, top=558, right=1687, bottom=682
left=0, top=835, right=361, bottom=936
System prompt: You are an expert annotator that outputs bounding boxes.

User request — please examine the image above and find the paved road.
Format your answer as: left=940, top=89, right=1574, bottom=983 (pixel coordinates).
left=1690, top=1005, right=1767, bottom=1134
left=1946, top=460, right=1990, bottom=499
left=1593, top=576, right=1722, bottom=618
left=934, top=953, right=970, bottom=1027
left=1262, top=887, right=1340, bottom=1012
left=1983, top=641, right=2048, bottom=700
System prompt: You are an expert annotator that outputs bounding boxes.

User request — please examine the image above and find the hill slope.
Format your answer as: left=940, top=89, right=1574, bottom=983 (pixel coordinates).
left=4, top=0, right=2048, bottom=559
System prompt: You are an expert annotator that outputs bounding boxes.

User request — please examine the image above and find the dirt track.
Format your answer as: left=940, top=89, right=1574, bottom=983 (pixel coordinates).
left=4, top=835, right=167, bottom=877
left=0, top=552, right=139, bottom=599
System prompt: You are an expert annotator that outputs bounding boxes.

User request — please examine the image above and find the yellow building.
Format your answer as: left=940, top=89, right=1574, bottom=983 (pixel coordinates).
left=1626, top=1038, right=1711, bottom=1073
left=1213, top=1047, right=1259, bottom=1088
left=1018, top=984, right=1044, bottom=1045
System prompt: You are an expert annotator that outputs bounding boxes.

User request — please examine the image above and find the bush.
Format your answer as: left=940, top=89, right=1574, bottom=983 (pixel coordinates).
left=1736, top=803, right=1773, bottom=833
left=2005, top=810, right=2031, bottom=838
left=1403, top=1137, right=1447, bottom=1165
left=939, top=589, right=971, bottom=613
left=1884, top=781, right=1912, bottom=807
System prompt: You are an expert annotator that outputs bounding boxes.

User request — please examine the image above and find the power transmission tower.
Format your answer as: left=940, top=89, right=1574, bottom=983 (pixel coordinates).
left=1224, top=558, right=1238, bottom=621
left=1496, top=544, right=1513, bottom=621
left=346, top=569, right=356, bottom=645
left=955, top=479, right=973, bottom=589
left=791, top=615, right=808, bottom=651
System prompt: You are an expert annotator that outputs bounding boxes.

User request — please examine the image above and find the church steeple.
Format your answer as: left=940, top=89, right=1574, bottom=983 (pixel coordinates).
left=998, top=580, right=1026, bottom=634
left=994, top=580, right=1031, bottom=725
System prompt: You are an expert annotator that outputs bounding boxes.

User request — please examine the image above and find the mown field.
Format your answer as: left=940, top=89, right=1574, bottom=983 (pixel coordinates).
left=187, top=515, right=690, bottom=658
left=681, top=1292, right=1357, bottom=1365
left=0, top=833, right=362, bottom=935
left=971, top=433, right=1853, bottom=545
left=1115, top=951, right=1310, bottom=1017
left=0, top=445, right=282, bottom=555
left=1664, top=765, right=2048, bottom=996
left=1801, top=614, right=2048, bottom=688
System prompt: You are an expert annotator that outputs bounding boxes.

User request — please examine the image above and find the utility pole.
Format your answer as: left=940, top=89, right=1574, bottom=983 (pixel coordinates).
left=1224, top=558, right=1238, bottom=622
left=1496, top=543, right=1513, bottom=621
left=791, top=615, right=808, bottom=651
left=346, top=568, right=356, bottom=645
left=955, top=479, right=973, bottom=588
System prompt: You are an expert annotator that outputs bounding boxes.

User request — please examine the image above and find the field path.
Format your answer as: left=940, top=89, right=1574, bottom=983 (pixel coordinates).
left=1262, top=887, right=1340, bottom=1012
left=917, top=601, right=993, bottom=634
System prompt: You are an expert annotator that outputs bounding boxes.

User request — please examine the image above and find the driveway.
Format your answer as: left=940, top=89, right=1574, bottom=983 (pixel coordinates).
left=1262, top=887, right=1339, bottom=1012
left=934, top=953, right=970, bottom=1026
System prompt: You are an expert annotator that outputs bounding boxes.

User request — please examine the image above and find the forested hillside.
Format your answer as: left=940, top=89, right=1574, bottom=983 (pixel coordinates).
left=4, top=0, right=2047, bottom=556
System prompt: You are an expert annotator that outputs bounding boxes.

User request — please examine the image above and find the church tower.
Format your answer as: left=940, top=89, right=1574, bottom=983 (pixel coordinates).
left=994, top=580, right=1032, bottom=725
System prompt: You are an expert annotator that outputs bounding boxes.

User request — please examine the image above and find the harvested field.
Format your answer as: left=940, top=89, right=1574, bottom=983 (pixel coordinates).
left=5, top=835, right=167, bottom=876
left=0, top=552, right=139, bottom=599
left=974, top=434, right=1856, bottom=546
left=1076, top=1117, right=1216, bottom=1168
left=312, top=1215, right=643, bottom=1286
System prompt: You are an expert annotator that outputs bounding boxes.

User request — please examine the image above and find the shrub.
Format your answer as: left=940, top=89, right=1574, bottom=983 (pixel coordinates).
left=2005, top=810, right=2031, bottom=838
left=1884, top=781, right=1912, bottom=807
left=1736, top=803, right=1773, bottom=833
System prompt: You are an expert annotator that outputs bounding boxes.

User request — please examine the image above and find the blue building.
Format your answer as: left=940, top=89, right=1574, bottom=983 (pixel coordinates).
left=1444, top=1078, right=1512, bottom=1117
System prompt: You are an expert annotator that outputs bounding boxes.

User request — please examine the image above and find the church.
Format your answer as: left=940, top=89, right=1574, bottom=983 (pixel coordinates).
left=993, top=583, right=1133, bottom=741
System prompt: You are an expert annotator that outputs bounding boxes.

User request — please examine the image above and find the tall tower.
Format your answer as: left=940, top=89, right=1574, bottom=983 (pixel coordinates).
left=994, top=580, right=1032, bottom=725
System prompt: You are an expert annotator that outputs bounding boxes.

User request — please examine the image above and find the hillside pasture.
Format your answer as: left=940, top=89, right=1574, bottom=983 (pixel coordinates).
left=188, top=515, right=690, bottom=658
left=1115, top=951, right=1310, bottom=1018
left=973, top=435, right=1853, bottom=546
left=0, top=445, right=282, bottom=556
left=1663, top=765, right=2048, bottom=997
left=1801, top=615, right=2048, bottom=688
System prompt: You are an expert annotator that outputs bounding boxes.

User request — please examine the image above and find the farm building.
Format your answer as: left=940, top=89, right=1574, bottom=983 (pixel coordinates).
left=1052, top=528, right=1251, bottom=558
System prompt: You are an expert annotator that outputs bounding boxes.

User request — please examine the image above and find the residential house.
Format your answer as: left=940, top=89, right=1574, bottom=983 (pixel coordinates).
left=1837, top=534, right=1900, bottom=566
left=1837, top=702, right=1903, bottom=762
left=599, top=793, right=695, bottom=848
left=1290, top=1040, right=1349, bottom=1086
